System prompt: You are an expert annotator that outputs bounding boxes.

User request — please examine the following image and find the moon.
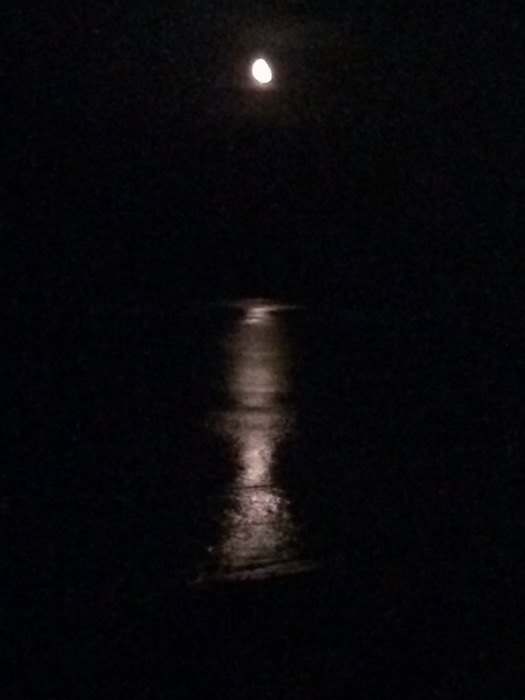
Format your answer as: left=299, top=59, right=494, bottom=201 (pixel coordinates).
left=251, top=58, right=272, bottom=84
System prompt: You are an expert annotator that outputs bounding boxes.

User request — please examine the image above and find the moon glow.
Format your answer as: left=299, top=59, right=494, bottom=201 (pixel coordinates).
left=251, top=58, right=272, bottom=84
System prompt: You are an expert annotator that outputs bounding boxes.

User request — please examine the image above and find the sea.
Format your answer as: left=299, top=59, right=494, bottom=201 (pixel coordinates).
left=7, top=289, right=521, bottom=698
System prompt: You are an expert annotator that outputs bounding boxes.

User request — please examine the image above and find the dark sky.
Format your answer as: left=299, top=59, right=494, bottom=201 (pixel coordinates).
left=5, top=2, right=521, bottom=302
left=6, top=2, right=519, bottom=128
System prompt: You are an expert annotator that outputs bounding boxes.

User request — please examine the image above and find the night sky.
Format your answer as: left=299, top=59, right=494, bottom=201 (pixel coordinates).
left=5, top=2, right=521, bottom=304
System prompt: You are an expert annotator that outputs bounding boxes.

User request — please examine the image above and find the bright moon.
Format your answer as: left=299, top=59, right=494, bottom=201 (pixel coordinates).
left=251, top=58, right=272, bottom=84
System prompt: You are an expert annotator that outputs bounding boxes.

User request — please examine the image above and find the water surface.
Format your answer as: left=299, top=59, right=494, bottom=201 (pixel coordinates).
left=195, top=299, right=316, bottom=582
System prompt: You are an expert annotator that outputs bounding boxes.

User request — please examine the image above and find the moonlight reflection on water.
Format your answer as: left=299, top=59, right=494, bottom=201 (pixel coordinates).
left=198, top=300, right=312, bottom=582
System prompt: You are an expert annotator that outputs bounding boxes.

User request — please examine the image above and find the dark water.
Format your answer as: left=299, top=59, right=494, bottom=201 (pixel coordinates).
left=7, top=296, right=521, bottom=697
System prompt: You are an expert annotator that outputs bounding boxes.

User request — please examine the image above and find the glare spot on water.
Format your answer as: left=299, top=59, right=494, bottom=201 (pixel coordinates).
left=245, top=305, right=270, bottom=325
left=198, top=300, right=312, bottom=582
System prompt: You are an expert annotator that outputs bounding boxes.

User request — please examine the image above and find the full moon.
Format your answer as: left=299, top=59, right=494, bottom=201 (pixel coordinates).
left=251, top=58, right=272, bottom=84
